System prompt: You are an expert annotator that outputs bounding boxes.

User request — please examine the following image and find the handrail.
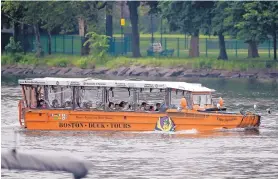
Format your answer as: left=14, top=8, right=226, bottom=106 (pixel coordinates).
left=18, top=100, right=24, bottom=126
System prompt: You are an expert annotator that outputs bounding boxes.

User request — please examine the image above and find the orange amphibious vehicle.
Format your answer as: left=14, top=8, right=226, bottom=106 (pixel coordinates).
left=18, top=77, right=260, bottom=132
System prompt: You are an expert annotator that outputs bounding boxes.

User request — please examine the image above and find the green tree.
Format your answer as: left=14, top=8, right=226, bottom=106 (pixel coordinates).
left=70, top=1, right=107, bottom=55
left=106, top=2, right=113, bottom=38
left=211, top=2, right=230, bottom=60
left=237, top=1, right=278, bottom=60
left=40, top=1, right=76, bottom=55
left=2, top=1, right=45, bottom=57
left=84, top=32, right=110, bottom=60
left=127, top=1, right=141, bottom=57
left=21, top=2, right=44, bottom=57
left=4, top=37, right=23, bottom=54
left=224, top=1, right=278, bottom=59
left=160, top=1, right=214, bottom=57
left=226, top=1, right=261, bottom=58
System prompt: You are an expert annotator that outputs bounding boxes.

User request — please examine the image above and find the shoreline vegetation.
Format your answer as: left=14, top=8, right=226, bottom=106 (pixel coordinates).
left=1, top=54, right=278, bottom=80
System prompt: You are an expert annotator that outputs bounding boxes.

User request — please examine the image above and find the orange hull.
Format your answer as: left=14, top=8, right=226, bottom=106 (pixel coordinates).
left=20, top=108, right=260, bottom=132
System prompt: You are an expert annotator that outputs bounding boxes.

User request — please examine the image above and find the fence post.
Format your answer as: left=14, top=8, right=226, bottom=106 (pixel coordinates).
left=63, top=35, right=65, bottom=54
left=72, top=36, right=74, bottom=54
left=80, top=36, right=83, bottom=56
left=205, top=38, right=208, bottom=57
left=177, top=38, right=180, bottom=57
left=54, top=36, right=56, bottom=53
left=113, top=37, right=116, bottom=55
left=165, top=38, right=167, bottom=50
left=235, top=40, right=238, bottom=57
left=125, top=37, right=127, bottom=54
left=184, top=34, right=187, bottom=49
left=268, top=39, right=271, bottom=58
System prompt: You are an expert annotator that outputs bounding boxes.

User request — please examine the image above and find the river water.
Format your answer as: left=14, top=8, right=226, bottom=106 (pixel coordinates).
left=1, top=76, right=278, bottom=179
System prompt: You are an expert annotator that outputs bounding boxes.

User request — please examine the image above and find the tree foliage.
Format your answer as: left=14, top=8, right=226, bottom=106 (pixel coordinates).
left=84, top=32, right=110, bottom=60
left=239, top=2, right=278, bottom=60
left=4, top=37, right=23, bottom=54
left=2, top=1, right=278, bottom=60
left=160, top=1, right=278, bottom=60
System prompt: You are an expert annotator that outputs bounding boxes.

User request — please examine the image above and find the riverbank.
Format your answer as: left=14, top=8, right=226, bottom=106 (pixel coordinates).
left=2, top=54, right=278, bottom=80
left=2, top=64, right=278, bottom=80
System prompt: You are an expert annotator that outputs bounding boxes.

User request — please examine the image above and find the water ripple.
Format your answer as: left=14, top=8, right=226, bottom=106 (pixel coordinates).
left=1, top=79, right=278, bottom=179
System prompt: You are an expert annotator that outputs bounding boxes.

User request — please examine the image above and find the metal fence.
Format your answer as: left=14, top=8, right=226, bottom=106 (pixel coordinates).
left=24, top=35, right=83, bottom=55
left=21, top=35, right=277, bottom=59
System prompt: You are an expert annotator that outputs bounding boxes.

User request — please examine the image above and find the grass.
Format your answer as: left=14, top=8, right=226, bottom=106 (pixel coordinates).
left=26, top=34, right=274, bottom=61
left=112, top=37, right=274, bottom=60
left=113, top=33, right=221, bottom=39
left=105, top=57, right=278, bottom=71
left=2, top=53, right=278, bottom=72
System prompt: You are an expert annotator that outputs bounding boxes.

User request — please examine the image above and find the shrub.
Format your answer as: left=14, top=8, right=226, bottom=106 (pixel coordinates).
left=5, top=37, right=23, bottom=54
left=1, top=54, right=14, bottom=65
left=1, top=53, right=24, bottom=65
left=84, top=32, right=110, bottom=60
left=18, top=54, right=39, bottom=65
left=46, top=58, right=70, bottom=67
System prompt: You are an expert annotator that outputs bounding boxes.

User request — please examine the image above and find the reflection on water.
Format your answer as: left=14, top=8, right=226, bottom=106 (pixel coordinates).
left=1, top=76, right=278, bottom=179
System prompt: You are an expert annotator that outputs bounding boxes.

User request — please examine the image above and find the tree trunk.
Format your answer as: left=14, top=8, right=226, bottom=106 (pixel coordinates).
left=78, top=17, right=89, bottom=55
left=23, top=24, right=30, bottom=54
left=106, top=2, right=113, bottom=38
left=78, top=17, right=85, bottom=36
left=189, top=31, right=199, bottom=57
left=20, top=23, right=26, bottom=54
left=217, top=33, right=228, bottom=60
left=247, top=41, right=259, bottom=58
left=13, top=22, right=20, bottom=42
left=33, top=24, right=43, bottom=58
left=127, top=2, right=141, bottom=57
left=47, top=31, right=52, bottom=55
left=273, top=27, right=277, bottom=61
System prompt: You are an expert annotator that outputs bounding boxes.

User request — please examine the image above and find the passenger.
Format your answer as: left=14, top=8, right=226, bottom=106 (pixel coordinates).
left=140, top=102, right=147, bottom=111
left=65, top=101, right=72, bottom=108
left=52, top=99, right=59, bottom=108
left=159, top=103, right=168, bottom=112
left=108, top=102, right=115, bottom=109
left=119, top=101, right=125, bottom=108
left=37, top=99, right=46, bottom=108
left=149, top=106, right=154, bottom=111
left=145, top=104, right=150, bottom=111
left=115, top=104, right=120, bottom=110
left=87, top=101, right=93, bottom=108
left=83, top=101, right=92, bottom=109
left=155, top=103, right=161, bottom=111
left=136, top=104, right=140, bottom=111
left=180, top=97, right=187, bottom=109
left=122, top=102, right=129, bottom=110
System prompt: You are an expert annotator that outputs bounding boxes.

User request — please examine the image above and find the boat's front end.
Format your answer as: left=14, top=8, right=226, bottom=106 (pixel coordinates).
left=236, top=112, right=261, bottom=128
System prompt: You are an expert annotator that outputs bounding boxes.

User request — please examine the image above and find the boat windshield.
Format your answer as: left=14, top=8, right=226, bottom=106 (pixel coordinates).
left=192, top=94, right=212, bottom=106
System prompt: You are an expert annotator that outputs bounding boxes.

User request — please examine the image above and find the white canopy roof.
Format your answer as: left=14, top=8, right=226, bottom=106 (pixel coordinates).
left=18, top=77, right=215, bottom=92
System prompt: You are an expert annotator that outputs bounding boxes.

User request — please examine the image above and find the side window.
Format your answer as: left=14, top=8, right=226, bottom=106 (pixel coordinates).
left=193, top=94, right=212, bottom=105
left=22, top=85, right=45, bottom=108
left=76, top=87, right=103, bottom=110
left=46, top=86, right=73, bottom=109
left=193, top=95, right=200, bottom=105
left=206, top=95, right=212, bottom=105
left=23, top=85, right=32, bottom=108
left=200, top=95, right=207, bottom=106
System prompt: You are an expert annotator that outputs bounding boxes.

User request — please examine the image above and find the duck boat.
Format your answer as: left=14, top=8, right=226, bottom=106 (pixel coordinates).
left=18, top=77, right=260, bottom=132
